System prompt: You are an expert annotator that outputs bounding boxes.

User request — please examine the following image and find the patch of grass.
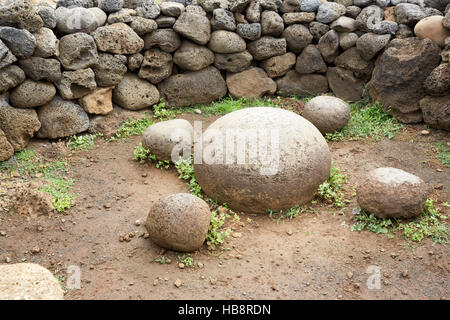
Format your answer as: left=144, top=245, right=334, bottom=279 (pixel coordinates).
left=268, top=205, right=306, bottom=223
left=183, top=95, right=277, bottom=116
left=109, top=117, right=153, bottom=141
left=132, top=143, right=170, bottom=169
left=206, top=209, right=232, bottom=250
left=0, top=149, right=76, bottom=213
left=317, top=164, right=349, bottom=208
left=178, top=255, right=194, bottom=267
left=152, top=99, right=181, bottom=121
left=351, top=199, right=449, bottom=244
left=68, top=133, right=103, bottom=151
left=325, top=101, right=403, bottom=142
left=433, top=142, right=450, bottom=167
left=174, top=157, right=203, bottom=198
left=154, top=257, right=167, bottom=264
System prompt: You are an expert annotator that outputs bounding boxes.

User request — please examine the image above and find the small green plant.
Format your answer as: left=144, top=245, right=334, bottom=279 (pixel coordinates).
left=110, top=117, right=153, bottom=141
left=68, top=133, right=102, bottom=151
left=184, top=96, right=276, bottom=116
left=268, top=205, right=306, bottom=223
left=154, top=257, right=167, bottom=264
left=206, top=210, right=232, bottom=250
left=1, top=149, right=76, bottom=213
left=326, top=101, right=403, bottom=142
left=153, top=99, right=180, bottom=120
left=178, top=255, right=194, bottom=267
left=433, top=142, right=450, bottom=168
left=351, top=199, right=449, bottom=244
left=317, top=165, right=349, bottom=208
left=174, top=157, right=203, bottom=197
left=132, top=143, right=170, bottom=169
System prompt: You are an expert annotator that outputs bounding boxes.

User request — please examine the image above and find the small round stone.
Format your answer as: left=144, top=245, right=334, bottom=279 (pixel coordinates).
left=302, top=96, right=350, bottom=134
left=145, top=193, right=211, bottom=252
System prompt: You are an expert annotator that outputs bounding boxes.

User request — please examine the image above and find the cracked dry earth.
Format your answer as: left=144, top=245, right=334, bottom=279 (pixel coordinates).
left=0, top=113, right=449, bottom=300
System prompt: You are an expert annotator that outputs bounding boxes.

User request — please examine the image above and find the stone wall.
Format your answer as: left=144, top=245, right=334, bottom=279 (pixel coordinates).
left=0, top=0, right=449, bottom=161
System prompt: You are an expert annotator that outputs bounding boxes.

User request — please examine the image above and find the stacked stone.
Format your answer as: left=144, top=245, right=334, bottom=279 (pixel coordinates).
left=0, top=0, right=449, bottom=162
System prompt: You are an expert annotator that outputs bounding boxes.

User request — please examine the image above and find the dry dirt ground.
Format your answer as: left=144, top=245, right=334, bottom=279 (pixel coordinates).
left=0, top=112, right=449, bottom=300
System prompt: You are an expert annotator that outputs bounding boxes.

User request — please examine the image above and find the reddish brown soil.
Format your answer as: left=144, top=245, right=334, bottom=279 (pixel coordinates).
left=0, top=114, right=449, bottom=300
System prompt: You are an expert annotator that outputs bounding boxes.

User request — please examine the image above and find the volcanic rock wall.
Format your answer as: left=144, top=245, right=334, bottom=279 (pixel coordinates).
left=0, top=0, right=449, bottom=161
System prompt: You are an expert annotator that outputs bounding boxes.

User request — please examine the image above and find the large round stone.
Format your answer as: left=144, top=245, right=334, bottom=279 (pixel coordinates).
left=357, top=167, right=428, bottom=219
left=194, top=107, right=331, bottom=213
left=0, top=263, right=64, bottom=300
left=302, top=96, right=350, bottom=134
left=10, top=80, right=56, bottom=109
left=113, top=73, right=160, bottom=110
left=145, top=193, right=211, bottom=252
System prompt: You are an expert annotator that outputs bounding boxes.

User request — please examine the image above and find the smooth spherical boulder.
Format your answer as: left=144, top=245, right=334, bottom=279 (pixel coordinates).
left=194, top=107, right=332, bottom=213
left=302, top=96, right=350, bottom=134
left=0, top=263, right=64, bottom=300
left=145, top=193, right=211, bottom=252
left=357, top=167, right=428, bottom=219
left=142, top=119, right=194, bottom=162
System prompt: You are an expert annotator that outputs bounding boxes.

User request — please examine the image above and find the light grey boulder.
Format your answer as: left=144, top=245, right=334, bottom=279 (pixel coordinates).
left=138, top=48, right=173, bottom=84
left=160, top=1, right=186, bottom=17
left=130, top=16, right=158, bottom=35
left=302, top=96, right=350, bottom=134
left=36, top=5, right=57, bottom=29
left=55, top=6, right=99, bottom=34
left=0, top=65, right=25, bottom=94
left=0, top=263, right=64, bottom=300
left=318, top=29, right=340, bottom=63
left=93, top=23, right=144, bottom=55
left=93, top=53, right=128, bottom=87
left=316, top=2, right=346, bottom=24
left=300, top=0, right=321, bottom=12
left=248, top=36, right=286, bottom=60
left=99, top=0, right=124, bottom=13
left=261, top=10, right=284, bottom=37
left=143, top=29, right=181, bottom=53
left=339, top=32, right=359, bottom=49
left=142, top=119, right=193, bottom=162
left=0, top=39, right=16, bottom=69
left=194, top=107, right=332, bottom=213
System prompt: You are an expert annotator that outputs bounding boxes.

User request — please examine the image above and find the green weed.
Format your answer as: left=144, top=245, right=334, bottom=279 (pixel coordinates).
left=326, top=101, right=403, bottom=142
left=178, top=255, right=194, bottom=267
left=109, top=117, right=153, bottom=141
left=132, top=143, right=170, bottom=169
left=317, top=165, right=349, bottom=208
left=268, top=205, right=306, bottom=223
left=351, top=199, right=449, bottom=244
left=68, top=133, right=102, bottom=151
left=433, top=142, right=450, bottom=167
left=174, top=157, right=203, bottom=197
left=206, top=209, right=232, bottom=250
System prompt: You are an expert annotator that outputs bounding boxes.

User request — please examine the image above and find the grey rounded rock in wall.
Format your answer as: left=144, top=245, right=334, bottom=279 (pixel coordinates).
left=145, top=193, right=211, bottom=252
left=208, top=30, right=247, bottom=53
left=138, top=48, right=173, bottom=84
left=157, top=66, right=227, bottom=107
left=282, top=24, right=313, bottom=54
left=144, top=29, right=181, bottom=53
left=0, top=65, right=26, bottom=94
left=55, top=6, right=99, bottom=34
left=18, top=57, right=62, bottom=83
left=236, top=23, right=261, bottom=40
left=295, top=44, right=327, bottom=74
left=0, top=27, right=35, bottom=59
left=99, top=0, right=124, bottom=13
left=357, top=167, right=428, bottom=219
left=173, top=11, right=211, bottom=45
left=213, top=50, right=253, bottom=72
left=93, top=23, right=145, bottom=55
left=10, top=80, right=56, bottom=109
left=58, top=32, right=99, bottom=71
left=36, top=5, right=57, bottom=29
left=37, top=97, right=90, bottom=139
left=211, top=8, right=237, bottom=31
left=302, top=95, right=350, bottom=134
left=248, top=36, right=287, bottom=60
left=194, top=107, right=332, bottom=213
left=276, top=70, right=329, bottom=97
left=112, top=73, right=160, bottom=110
left=93, top=53, right=128, bottom=87
left=33, top=27, right=59, bottom=58
left=173, top=40, right=215, bottom=71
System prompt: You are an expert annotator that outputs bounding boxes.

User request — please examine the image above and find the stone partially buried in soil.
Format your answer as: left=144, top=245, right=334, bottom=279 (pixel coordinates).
left=113, top=73, right=160, bottom=110
left=357, top=167, right=428, bottom=219
left=13, top=187, right=55, bottom=218
left=142, top=119, right=194, bottom=162
left=37, top=97, right=90, bottom=139
left=302, top=96, right=350, bottom=134
left=158, top=66, right=227, bottom=107
left=145, top=193, right=211, bottom=252
left=0, top=263, right=64, bottom=300
left=0, top=128, right=14, bottom=162
left=420, top=95, right=450, bottom=131
left=194, top=107, right=331, bottom=213
left=276, top=70, right=329, bottom=97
